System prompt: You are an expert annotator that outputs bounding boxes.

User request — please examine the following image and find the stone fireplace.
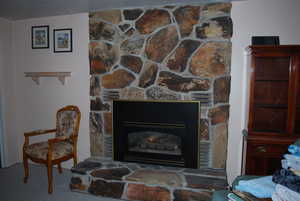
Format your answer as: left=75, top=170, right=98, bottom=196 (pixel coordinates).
left=113, top=100, right=200, bottom=168
left=89, top=2, right=232, bottom=169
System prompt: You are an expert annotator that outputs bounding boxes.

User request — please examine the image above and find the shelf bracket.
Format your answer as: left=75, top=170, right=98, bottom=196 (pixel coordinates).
left=24, top=72, right=71, bottom=85
left=31, top=76, right=40, bottom=85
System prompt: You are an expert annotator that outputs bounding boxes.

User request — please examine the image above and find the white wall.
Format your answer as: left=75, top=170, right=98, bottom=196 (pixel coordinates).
left=0, top=18, right=17, bottom=167
left=11, top=13, right=90, bottom=168
left=228, top=0, right=300, bottom=184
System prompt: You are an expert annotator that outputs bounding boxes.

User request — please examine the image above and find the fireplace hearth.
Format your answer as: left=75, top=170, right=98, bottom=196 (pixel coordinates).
left=113, top=100, right=200, bottom=168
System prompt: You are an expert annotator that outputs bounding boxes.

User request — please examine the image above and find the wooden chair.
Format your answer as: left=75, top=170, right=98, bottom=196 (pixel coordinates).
left=23, top=105, right=81, bottom=194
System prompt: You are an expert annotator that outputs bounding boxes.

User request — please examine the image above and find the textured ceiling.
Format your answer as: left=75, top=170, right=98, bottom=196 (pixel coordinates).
left=0, top=0, right=237, bottom=20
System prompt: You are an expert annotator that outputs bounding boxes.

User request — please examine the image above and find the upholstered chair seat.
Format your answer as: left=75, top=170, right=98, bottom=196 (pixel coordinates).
left=24, top=141, right=73, bottom=160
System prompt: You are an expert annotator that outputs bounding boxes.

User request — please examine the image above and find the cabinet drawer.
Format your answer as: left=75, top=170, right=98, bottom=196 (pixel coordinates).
left=247, top=143, right=288, bottom=156
left=245, top=142, right=289, bottom=175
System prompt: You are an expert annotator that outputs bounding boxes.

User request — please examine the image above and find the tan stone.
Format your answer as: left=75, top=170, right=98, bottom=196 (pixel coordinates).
left=166, top=40, right=201, bottom=72
left=200, top=119, right=209, bottom=141
left=174, top=6, right=201, bottom=37
left=89, top=10, right=122, bottom=24
left=90, top=132, right=103, bottom=157
left=120, top=87, right=145, bottom=100
left=136, top=9, right=171, bottom=34
left=146, top=86, right=181, bottom=100
left=89, top=20, right=119, bottom=42
left=211, top=123, right=228, bottom=169
left=214, top=76, right=231, bottom=104
left=208, top=105, right=230, bottom=125
left=121, top=37, right=144, bottom=55
left=104, top=112, right=112, bottom=135
left=189, top=41, right=231, bottom=78
left=125, top=169, right=183, bottom=187
left=101, top=69, right=135, bottom=89
left=126, top=183, right=171, bottom=201
left=120, top=55, right=143, bottom=73
left=145, top=25, right=179, bottom=62
left=138, top=62, right=158, bottom=88
left=196, top=16, right=233, bottom=39
left=157, top=71, right=210, bottom=93
left=89, top=41, right=119, bottom=74
left=201, top=3, right=232, bottom=19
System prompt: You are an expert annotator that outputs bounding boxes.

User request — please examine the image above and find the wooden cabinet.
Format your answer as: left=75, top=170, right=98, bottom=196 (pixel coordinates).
left=245, top=45, right=300, bottom=175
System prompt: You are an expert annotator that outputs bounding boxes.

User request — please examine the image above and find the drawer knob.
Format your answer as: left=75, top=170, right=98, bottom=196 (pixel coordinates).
left=256, top=146, right=267, bottom=153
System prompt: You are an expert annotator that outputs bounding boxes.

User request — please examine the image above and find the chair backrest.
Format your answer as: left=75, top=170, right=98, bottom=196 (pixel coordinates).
left=55, top=105, right=81, bottom=141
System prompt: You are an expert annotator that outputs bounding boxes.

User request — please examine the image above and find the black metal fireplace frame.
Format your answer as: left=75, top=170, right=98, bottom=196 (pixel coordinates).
left=113, top=100, right=200, bottom=168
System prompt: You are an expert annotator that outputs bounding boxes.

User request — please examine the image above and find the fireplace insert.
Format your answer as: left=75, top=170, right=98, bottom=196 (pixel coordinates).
left=113, top=100, right=200, bottom=168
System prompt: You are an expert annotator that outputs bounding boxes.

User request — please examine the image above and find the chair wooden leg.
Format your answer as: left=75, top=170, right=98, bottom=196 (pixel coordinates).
left=58, top=163, right=62, bottom=174
left=73, top=154, right=77, bottom=167
left=47, top=163, right=53, bottom=194
left=23, top=153, right=29, bottom=183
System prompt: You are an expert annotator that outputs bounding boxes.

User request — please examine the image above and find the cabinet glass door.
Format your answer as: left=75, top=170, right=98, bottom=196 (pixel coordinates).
left=252, top=56, right=290, bottom=133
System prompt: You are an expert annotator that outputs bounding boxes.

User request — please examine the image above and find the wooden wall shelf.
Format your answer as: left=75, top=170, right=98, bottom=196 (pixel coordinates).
left=24, top=72, right=71, bottom=85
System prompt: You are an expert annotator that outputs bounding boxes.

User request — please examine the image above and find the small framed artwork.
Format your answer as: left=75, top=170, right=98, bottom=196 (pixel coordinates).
left=32, top=25, right=49, bottom=49
left=53, top=29, right=73, bottom=53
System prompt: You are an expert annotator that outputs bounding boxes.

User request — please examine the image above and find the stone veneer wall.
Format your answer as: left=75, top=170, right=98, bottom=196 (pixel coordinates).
left=89, top=2, right=232, bottom=169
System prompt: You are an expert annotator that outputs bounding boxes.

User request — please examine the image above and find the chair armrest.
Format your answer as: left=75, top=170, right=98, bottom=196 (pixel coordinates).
left=24, top=129, right=57, bottom=137
left=23, top=129, right=56, bottom=147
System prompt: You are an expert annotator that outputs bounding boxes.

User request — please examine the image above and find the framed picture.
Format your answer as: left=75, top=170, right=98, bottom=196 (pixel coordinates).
left=53, top=29, right=73, bottom=53
left=32, top=25, right=49, bottom=49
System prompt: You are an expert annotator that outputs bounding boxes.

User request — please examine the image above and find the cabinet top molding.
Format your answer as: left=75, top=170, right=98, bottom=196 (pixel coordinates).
left=246, top=45, right=300, bottom=53
left=24, top=72, right=71, bottom=85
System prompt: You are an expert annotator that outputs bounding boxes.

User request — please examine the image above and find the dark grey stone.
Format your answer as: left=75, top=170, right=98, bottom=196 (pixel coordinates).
left=71, top=161, right=103, bottom=175
left=183, top=168, right=226, bottom=178
left=88, top=180, right=125, bottom=198
left=119, top=24, right=131, bottom=32
left=90, top=97, right=110, bottom=111
left=123, top=9, right=144, bottom=20
left=173, top=189, right=212, bottom=201
left=91, top=168, right=131, bottom=180
left=185, top=175, right=228, bottom=190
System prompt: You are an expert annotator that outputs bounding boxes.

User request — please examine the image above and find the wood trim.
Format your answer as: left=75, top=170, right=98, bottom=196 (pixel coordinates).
left=293, top=56, right=300, bottom=134
left=247, top=53, right=256, bottom=132
left=246, top=134, right=298, bottom=145
left=246, top=45, right=300, bottom=54
left=287, top=55, right=298, bottom=135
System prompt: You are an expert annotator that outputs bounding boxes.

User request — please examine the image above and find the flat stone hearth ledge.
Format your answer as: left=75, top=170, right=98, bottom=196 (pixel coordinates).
left=70, top=158, right=228, bottom=201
